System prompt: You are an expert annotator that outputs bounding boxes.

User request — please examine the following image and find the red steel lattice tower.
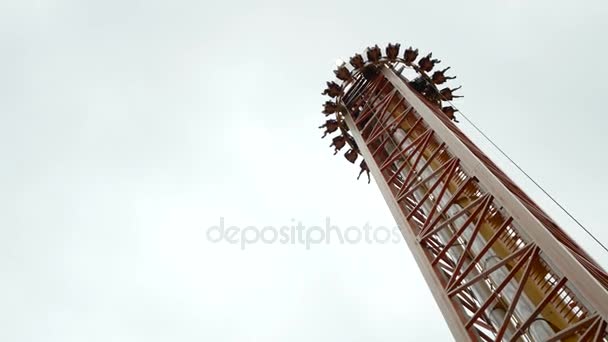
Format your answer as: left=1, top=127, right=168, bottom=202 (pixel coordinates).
left=319, top=44, right=608, bottom=341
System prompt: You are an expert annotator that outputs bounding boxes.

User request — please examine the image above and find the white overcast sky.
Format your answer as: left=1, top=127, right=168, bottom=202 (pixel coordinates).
left=1, top=0, right=607, bottom=341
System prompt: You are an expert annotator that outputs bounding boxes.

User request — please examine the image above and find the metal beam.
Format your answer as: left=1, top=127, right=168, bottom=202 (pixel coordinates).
left=381, top=66, right=608, bottom=321
left=344, top=113, right=475, bottom=341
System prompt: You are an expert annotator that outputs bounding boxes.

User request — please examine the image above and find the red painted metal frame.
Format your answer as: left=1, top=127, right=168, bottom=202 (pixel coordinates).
left=339, top=66, right=608, bottom=341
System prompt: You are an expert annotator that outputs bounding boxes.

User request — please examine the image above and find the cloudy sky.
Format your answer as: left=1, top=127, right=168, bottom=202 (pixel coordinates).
left=1, top=0, right=607, bottom=341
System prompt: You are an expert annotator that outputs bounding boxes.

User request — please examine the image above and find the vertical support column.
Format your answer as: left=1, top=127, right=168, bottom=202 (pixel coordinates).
left=343, top=112, right=476, bottom=341
left=339, top=71, right=608, bottom=341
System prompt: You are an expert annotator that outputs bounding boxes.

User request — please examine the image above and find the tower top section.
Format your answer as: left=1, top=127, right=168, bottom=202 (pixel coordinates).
left=319, top=43, right=463, bottom=180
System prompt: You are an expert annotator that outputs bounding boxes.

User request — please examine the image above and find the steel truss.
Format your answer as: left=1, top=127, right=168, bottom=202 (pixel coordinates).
left=339, top=65, right=608, bottom=341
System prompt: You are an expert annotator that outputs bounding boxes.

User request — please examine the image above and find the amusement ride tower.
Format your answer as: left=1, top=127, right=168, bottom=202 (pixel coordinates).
left=319, top=43, right=608, bottom=341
